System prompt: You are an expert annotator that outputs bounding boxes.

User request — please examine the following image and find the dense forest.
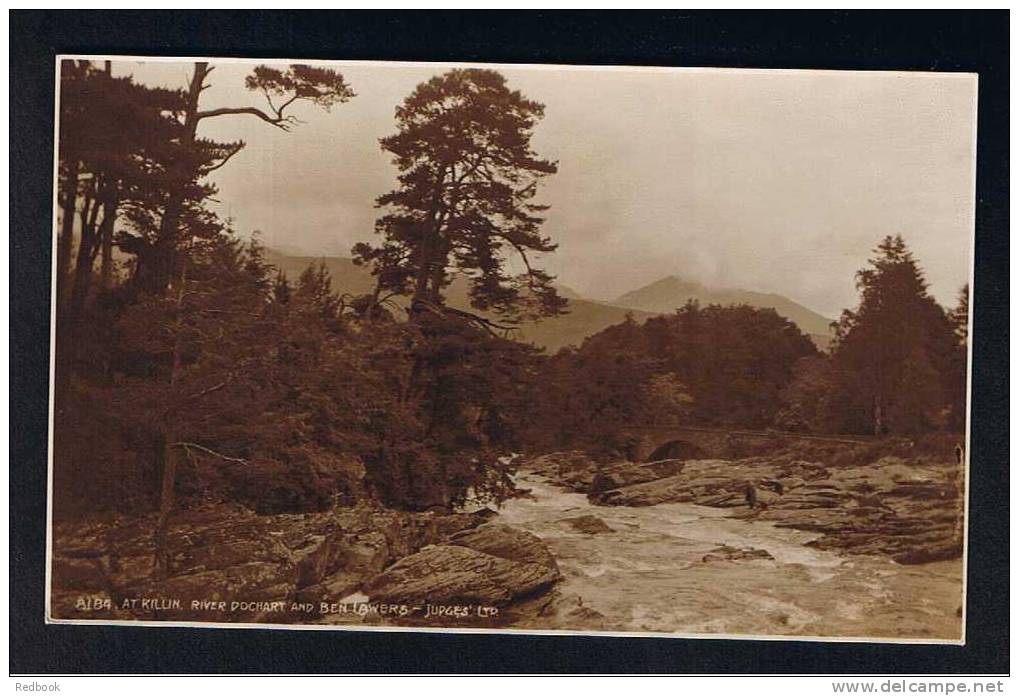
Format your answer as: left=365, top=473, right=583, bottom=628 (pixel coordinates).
left=52, top=60, right=969, bottom=532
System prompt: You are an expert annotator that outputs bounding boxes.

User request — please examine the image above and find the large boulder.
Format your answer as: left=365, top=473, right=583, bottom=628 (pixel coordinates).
left=562, top=515, right=614, bottom=534
left=593, top=473, right=699, bottom=507
left=448, top=524, right=559, bottom=569
left=363, top=524, right=560, bottom=608
left=589, top=458, right=792, bottom=507
left=589, top=459, right=686, bottom=494
left=363, top=545, right=559, bottom=607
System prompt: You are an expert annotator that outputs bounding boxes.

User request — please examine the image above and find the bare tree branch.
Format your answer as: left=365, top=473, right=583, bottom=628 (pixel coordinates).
left=412, top=298, right=517, bottom=338
left=168, top=441, right=248, bottom=465
left=184, top=380, right=227, bottom=401
left=196, top=106, right=292, bottom=130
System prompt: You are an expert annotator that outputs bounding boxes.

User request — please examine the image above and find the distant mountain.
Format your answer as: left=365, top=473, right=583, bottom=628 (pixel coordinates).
left=264, top=249, right=636, bottom=352
left=515, top=300, right=654, bottom=352
left=265, top=251, right=833, bottom=352
left=614, top=275, right=834, bottom=339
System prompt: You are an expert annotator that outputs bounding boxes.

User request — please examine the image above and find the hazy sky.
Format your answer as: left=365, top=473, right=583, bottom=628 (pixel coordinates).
left=109, top=59, right=977, bottom=318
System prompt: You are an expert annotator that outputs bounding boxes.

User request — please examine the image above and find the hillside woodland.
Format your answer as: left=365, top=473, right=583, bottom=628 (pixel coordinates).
left=53, top=61, right=968, bottom=525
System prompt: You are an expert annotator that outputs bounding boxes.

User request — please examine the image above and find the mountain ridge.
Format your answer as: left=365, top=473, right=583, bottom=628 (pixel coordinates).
left=614, top=274, right=833, bottom=337
left=265, top=250, right=830, bottom=352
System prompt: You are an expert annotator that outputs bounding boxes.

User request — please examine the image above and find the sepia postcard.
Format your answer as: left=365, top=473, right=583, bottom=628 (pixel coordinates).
left=47, top=56, right=977, bottom=643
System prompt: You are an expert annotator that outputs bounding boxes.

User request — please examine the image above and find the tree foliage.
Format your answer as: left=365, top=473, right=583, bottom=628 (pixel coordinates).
left=828, top=235, right=965, bottom=434
left=52, top=62, right=969, bottom=531
left=354, top=68, right=566, bottom=323
left=526, top=304, right=817, bottom=457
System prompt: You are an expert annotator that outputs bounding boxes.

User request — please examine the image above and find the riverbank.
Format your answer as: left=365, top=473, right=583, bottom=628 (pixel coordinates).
left=50, top=498, right=571, bottom=629
left=49, top=503, right=499, bottom=623
left=527, top=440, right=965, bottom=565
left=49, top=441, right=965, bottom=639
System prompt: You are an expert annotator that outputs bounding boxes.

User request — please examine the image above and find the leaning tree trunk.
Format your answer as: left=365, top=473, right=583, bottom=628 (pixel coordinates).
left=141, top=62, right=207, bottom=295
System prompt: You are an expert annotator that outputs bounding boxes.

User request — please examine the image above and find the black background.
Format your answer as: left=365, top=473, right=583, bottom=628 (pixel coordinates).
left=9, top=10, right=1009, bottom=674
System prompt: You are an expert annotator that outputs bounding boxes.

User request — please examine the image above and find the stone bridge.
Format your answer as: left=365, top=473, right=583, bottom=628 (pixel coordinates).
left=621, top=424, right=873, bottom=462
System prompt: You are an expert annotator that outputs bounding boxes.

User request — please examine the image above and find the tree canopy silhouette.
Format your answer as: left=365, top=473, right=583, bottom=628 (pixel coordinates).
left=829, top=235, right=962, bottom=434
left=354, top=68, right=566, bottom=325
left=134, top=61, right=354, bottom=294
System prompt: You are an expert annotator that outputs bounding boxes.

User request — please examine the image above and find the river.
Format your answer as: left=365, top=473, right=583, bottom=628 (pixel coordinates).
left=494, top=469, right=964, bottom=641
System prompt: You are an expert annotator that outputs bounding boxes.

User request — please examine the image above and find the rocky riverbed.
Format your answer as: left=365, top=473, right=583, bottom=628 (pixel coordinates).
left=530, top=446, right=965, bottom=564
left=496, top=468, right=963, bottom=639
left=50, top=503, right=508, bottom=623
left=50, top=444, right=965, bottom=640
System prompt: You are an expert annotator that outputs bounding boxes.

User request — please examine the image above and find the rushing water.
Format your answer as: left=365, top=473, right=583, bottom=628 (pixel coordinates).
left=495, top=470, right=963, bottom=640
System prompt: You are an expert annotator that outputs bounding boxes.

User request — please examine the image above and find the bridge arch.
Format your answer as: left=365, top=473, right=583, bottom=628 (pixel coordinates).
left=624, top=425, right=873, bottom=462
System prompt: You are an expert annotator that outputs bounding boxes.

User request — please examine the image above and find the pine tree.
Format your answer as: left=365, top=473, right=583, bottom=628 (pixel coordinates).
left=945, top=284, right=971, bottom=430
left=54, top=59, right=187, bottom=405
left=354, top=68, right=566, bottom=324
left=829, top=235, right=960, bottom=434
left=952, top=284, right=970, bottom=344
left=134, top=61, right=354, bottom=294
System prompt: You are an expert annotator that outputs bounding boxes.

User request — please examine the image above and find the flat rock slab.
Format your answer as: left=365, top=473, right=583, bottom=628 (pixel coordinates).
left=364, top=524, right=561, bottom=608
left=573, top=450, right=963, bottom=565
left=525, top=451, right=600, bottom=492
left=364, top=543, right=560, bottom=606
left=448, top=523, right=559, bottom=569
left=589, top=459, right=686, bottom=494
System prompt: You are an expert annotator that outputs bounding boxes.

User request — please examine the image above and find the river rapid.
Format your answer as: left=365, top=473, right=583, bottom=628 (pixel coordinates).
left=494, top=470, right=963, bottom=640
